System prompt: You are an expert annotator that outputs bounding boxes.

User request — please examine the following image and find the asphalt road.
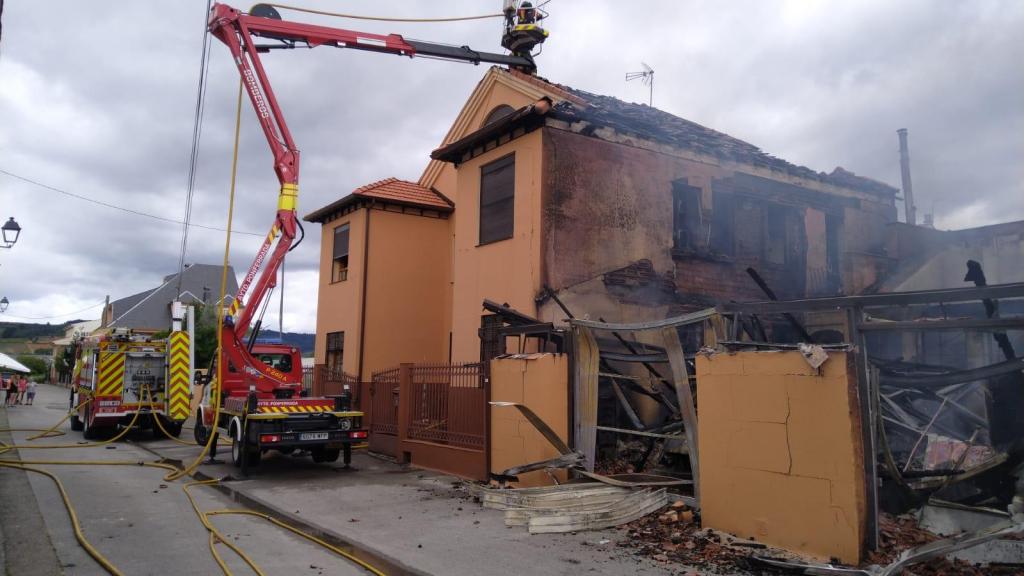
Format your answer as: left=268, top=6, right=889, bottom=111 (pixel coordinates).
left=0, top=383, right=373, bottom=576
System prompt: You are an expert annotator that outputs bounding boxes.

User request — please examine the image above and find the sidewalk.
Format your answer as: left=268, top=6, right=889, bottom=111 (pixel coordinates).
left=129, top=390, right=691, bottom=575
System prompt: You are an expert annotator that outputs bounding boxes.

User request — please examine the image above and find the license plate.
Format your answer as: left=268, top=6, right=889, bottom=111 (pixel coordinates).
left=300, top=432, right=329, bottom=441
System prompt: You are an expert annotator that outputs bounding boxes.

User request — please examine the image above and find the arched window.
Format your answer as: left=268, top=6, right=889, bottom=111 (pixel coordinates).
left=481, top=105, right=515, bottom=127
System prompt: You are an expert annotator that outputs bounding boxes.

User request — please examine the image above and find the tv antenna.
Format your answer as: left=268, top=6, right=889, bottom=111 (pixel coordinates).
left=626, top=62, right=654, bottom=106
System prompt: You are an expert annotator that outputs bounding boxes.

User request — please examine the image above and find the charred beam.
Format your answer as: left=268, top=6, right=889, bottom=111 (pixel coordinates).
left=745, top=267, right=815, bottom=343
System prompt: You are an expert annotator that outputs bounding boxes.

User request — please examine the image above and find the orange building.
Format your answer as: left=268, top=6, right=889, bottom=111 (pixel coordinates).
left=305, top=67, right=899, bottom=378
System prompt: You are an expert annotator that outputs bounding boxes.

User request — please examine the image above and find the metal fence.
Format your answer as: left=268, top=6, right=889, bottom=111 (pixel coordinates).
left=366, top=362, right=489, bottom=480
left=406, top=363, right=486, bottom=450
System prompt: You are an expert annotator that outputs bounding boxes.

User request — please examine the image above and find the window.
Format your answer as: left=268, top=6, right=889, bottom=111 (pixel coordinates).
left=708, top=192, right=735, bottom=256
left=326, top=331, right=344, bottom=378
left=482, top=104, right=515, bottom=127
left=672, top=183, right=702, bottom=251
left=332, top=223, right=350, bottom=282
left=258, top=353, right=293, bottom=373
left=765, top=204, right=787, bottom=264
left=479, top=315, right=504, bottom=362
left=479, top=155, right=515, bottom=245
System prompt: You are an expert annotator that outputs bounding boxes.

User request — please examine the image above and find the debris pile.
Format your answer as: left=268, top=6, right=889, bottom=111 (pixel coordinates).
left=616, top=501, right=768, bottom=573
left=478, top=483, right=667, bottom=534
left=867, top=513, right=1020, bottom=576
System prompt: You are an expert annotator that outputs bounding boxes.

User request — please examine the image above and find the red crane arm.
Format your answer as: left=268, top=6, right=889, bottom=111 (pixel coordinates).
left=206, top=3, right=541, bottom=394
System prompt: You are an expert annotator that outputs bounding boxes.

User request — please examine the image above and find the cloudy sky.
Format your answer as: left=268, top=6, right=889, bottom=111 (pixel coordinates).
left=1, top=0, right=1021, bottom=332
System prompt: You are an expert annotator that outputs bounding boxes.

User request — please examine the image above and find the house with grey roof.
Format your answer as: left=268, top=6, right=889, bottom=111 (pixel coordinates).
left=101, top=263, right=239, bottom=331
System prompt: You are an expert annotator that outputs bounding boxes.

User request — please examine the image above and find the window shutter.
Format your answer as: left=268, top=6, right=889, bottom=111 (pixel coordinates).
left=333, top=224, right=350, bottom=259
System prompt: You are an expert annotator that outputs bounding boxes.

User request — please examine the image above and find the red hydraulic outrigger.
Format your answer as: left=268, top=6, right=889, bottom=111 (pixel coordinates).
left=198, top=2, right=547, bottom=470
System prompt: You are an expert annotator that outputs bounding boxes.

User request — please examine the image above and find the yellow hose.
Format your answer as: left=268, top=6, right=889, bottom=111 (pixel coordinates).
left=0, top=461, right=126, bottom=576
left=207, top=509, right=386, bottom=576
left=165, top=79, right=242, bottom=483
left=184, top=479, right=266, bottom=576
left=26, top=395, right=92, bottom=440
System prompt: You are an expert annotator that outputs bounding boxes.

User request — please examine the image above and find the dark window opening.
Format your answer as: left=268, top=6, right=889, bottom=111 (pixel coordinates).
left=672, top=183, right=702, bottom=251
left=332, top=223, right=350, bottom=282
left=326, top=331, right=344, bottom=378
left=482, top=104, right=515, bottom=127
left=708, top=192, right=735, bottom=256
left=479, top=314, right=504, bottom=362
left=479, top=154, right=515, bottom=245
left=765, top=204, right=787, bottom=265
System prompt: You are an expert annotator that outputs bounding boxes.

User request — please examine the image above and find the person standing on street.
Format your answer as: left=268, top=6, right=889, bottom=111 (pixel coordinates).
left=6, top=378, right=16, bottom=407
left=26, top=380, right=37, bottom=405
left=16, top=376, right=27, bottom=405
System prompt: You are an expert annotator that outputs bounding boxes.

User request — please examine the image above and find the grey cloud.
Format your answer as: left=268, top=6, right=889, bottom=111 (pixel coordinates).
left=2, top=0, right=1021, bottom=331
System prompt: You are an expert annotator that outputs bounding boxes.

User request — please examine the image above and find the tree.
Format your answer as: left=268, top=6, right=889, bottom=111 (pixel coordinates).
left=16, top=355, right=49, bottom=382
left=194, top=305, right=218, bottom=370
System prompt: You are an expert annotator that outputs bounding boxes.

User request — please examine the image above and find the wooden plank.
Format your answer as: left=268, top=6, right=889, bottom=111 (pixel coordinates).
left=662, top=327, right=700, bottom=507
left=573, top=326, right=600, bottom=471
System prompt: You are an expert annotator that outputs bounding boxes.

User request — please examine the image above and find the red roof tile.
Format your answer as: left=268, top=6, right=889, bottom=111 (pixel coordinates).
left=352, top=177, right=452, bottom=210
left=303, top=177, right=452, bottom=223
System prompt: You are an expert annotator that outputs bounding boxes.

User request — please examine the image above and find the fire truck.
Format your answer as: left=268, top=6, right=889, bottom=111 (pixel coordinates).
left=70, top=328, right=191, bottom=439
left=193, top=2, right=547, bottom=471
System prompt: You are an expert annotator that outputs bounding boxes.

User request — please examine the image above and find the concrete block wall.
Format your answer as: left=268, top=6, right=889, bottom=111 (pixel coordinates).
left=696, top=350, right=866, bottom=564
left=490, top=354, right=570, bottom=487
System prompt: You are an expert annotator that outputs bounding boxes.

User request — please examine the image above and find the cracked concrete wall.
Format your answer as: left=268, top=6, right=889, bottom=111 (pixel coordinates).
left=490, top=354, right=570, bottom=487
left=696, top=350, right=866, bottom=564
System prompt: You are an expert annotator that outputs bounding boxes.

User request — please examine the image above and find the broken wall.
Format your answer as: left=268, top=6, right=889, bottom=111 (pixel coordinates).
left=696, top=350, right=866, bottom=564
left=540, top=128, right=897, bottom=328
left=490, top=353, right=570, bottom=487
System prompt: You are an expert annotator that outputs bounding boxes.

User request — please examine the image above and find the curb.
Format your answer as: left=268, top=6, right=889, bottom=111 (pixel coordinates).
left=134, top=440, right=429, bottom=576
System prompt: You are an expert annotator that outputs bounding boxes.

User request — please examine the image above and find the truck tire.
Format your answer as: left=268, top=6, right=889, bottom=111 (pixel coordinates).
left=154, top=415, right=183, bottom=439
left=311, top=447, right=340, bottom=463
left=82, top=408, right=100, bottom=440
left=69, top=391, right=84, bottom=432
left=231, top=434, right=261, bottom=467
left=193, top=419, right=210, bottom=446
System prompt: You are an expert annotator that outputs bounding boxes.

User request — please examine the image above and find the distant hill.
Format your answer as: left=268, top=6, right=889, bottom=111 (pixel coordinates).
left=0, top=320, right=76, bottom=340
left=252, top=330, right=315, bottom=356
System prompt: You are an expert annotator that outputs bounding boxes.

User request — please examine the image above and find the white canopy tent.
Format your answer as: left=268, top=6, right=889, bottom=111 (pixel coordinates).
left=0, top=352, right=31, bottom=373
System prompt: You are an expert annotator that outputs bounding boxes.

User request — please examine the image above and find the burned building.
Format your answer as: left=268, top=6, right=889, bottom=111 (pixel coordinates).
left=306, top=66, right=899, bottom=377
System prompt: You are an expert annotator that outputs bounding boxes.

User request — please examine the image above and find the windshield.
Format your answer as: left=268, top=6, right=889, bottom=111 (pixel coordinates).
left=257, top=353, right=293, bottom=373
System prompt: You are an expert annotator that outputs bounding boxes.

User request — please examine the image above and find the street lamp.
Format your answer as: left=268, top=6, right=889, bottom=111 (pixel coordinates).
left=0, top=297, right=8, bottom=313
left=1, top=217, right=21, bottom=248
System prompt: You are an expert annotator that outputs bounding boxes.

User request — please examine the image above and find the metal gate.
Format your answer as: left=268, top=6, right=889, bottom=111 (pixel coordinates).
left=368, top=366, right=400, bottom=456
left=368, top=362, right=489, bottom=480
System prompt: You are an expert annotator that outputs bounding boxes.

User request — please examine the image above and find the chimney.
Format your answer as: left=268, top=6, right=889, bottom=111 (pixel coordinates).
left=897, top=128, right=917, bottom=226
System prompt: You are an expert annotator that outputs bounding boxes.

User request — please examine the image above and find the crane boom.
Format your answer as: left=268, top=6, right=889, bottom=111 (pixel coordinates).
left=206, top=2, right=546, bottom=395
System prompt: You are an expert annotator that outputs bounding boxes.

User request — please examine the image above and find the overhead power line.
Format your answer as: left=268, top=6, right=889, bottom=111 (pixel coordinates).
left=1, top=299, right=105, bottom=321
left=0, top=168, right=261, bottom=236
left=263, top=3, right=503, bottom=23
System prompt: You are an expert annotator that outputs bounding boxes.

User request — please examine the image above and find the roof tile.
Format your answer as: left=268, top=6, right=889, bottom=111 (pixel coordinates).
left=353, top=177, right=452, bottom=209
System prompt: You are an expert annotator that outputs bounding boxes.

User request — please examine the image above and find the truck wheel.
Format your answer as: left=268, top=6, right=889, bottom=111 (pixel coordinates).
left=311, top=447, right=340, bottom=463
left=231, top=435, right=261, bottom=467
left=154, top=415, right=183, bottom=439
left=69, top=392, right=84, bottom=432
left=82, top=409, right=100, bottom=440
left=193, top=419, right=210, bottom=446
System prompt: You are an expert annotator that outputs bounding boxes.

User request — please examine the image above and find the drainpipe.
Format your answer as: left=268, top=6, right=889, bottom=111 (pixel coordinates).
left=356, top=202, right=374, bottom=382
left=897, top=128, right=917, bottom=226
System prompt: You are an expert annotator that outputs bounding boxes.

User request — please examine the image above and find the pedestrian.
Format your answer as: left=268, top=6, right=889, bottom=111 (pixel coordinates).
left=16, top=376, right=27, bottom=405
left=5, top=378, right=15, bottom=407
left=26, top=380, right=37, bottom=406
